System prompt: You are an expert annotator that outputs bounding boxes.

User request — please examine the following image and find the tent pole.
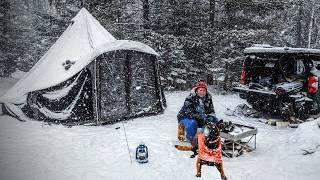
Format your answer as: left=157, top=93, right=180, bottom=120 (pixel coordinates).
left=94, top=58, right=99, bottom=124
left=154, top=56, right=166, bottom=110
left=122, top=121, right=132, bottom=164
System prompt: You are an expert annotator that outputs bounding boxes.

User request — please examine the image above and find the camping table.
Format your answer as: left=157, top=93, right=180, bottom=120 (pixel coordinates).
left=220, top=123, right=258, bottom=157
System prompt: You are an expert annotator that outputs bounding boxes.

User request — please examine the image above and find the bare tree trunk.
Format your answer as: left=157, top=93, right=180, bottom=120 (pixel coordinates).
left=314, top=16, right=320, bottom=47
left=209, top=0, right=215, bottom=30
left=143, top=0, right=149, bottom=28
left=224, top=0, right=233, bottom=30
left=296, top=1, right=303, bottom=47
left=143, top=0, right=149, bottom=37
left=308, top=0, right=316, bottom=48
left=223, top=62, right=229, bottom=91
left=209, top=0, right=216, bottom=66
left=81, top=0, right=85, bottom=7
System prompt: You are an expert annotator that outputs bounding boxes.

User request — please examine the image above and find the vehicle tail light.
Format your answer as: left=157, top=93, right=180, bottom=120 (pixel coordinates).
left=240, top=70, right=246, bottom=85
left=308, top=75, right=318, bottom=94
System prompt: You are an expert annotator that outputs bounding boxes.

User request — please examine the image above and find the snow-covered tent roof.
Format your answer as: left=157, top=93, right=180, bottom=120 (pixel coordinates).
left=0, top=8, right=158, bottom=103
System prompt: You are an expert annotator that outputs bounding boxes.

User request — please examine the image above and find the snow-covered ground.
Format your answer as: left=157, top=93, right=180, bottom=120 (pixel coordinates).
left=0, top=77, right=320, bottom=180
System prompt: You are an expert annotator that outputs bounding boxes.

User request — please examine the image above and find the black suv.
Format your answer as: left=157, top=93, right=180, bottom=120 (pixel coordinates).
left=234, top=45, right=320, bottom=119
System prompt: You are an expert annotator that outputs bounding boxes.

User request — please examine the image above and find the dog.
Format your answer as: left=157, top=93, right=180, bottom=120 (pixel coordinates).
left=175, top=121, right=227, bottom=180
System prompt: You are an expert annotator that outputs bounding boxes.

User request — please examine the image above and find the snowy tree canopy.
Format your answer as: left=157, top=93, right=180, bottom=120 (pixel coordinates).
left=1, top=0, right=320, bottom=90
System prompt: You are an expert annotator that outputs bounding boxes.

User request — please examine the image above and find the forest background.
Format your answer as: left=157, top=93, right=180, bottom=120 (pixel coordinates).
left=1, top=0, right=320, bottom=90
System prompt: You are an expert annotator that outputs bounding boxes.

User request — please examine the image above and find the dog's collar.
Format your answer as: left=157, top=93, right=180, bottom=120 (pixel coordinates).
left=206, top=137, right=220, bottom=144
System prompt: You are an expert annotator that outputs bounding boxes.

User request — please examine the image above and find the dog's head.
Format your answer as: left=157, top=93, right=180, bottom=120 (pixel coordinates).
left=203, top=121, right=222, bottom=150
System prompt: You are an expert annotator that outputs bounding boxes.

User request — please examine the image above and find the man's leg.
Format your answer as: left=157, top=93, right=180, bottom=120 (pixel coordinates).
left=180, top=118, right=198, bottom=142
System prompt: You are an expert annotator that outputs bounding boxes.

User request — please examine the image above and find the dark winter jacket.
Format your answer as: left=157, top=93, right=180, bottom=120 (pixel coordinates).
left=177, top=89, right=215, bottom=128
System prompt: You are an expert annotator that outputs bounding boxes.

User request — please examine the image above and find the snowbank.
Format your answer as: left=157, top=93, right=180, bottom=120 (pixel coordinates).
left=291, top=120, right=320, bottom=152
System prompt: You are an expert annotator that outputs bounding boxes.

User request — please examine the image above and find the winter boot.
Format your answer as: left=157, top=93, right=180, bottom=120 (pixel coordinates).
left=190, top=146, right=198, bottom=158
left=178, top=124, right=185, bottom=141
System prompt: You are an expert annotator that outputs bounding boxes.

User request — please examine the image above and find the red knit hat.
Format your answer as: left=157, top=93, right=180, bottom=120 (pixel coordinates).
left=193, top=80, right=208, bottom=90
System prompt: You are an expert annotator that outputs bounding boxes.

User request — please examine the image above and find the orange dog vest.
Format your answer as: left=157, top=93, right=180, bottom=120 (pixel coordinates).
left=197, top=133, right=222, bottom=164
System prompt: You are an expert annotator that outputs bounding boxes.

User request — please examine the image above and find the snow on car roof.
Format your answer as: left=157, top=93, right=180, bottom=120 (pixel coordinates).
left=244, top=46, right=320, bottom=55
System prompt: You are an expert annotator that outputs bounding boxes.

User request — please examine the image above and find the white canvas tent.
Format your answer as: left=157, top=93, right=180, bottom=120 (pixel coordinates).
left=0, top=8, right=165, bottom=124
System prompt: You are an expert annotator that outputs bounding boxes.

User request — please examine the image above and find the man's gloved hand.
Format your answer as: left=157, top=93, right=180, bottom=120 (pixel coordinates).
left=216, top=119, right=224, bottom=130
left=192, top=113, right=205, bottom=127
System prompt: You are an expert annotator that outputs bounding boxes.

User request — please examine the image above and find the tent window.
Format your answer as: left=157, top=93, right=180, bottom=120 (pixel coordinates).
left=97, top=50, right=160, bottom=122
left=98, top=51, right=129, bottom=121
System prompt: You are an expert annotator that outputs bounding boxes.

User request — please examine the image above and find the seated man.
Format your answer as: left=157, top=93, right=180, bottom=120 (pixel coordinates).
left=177, top=80, right=217, bottom=142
